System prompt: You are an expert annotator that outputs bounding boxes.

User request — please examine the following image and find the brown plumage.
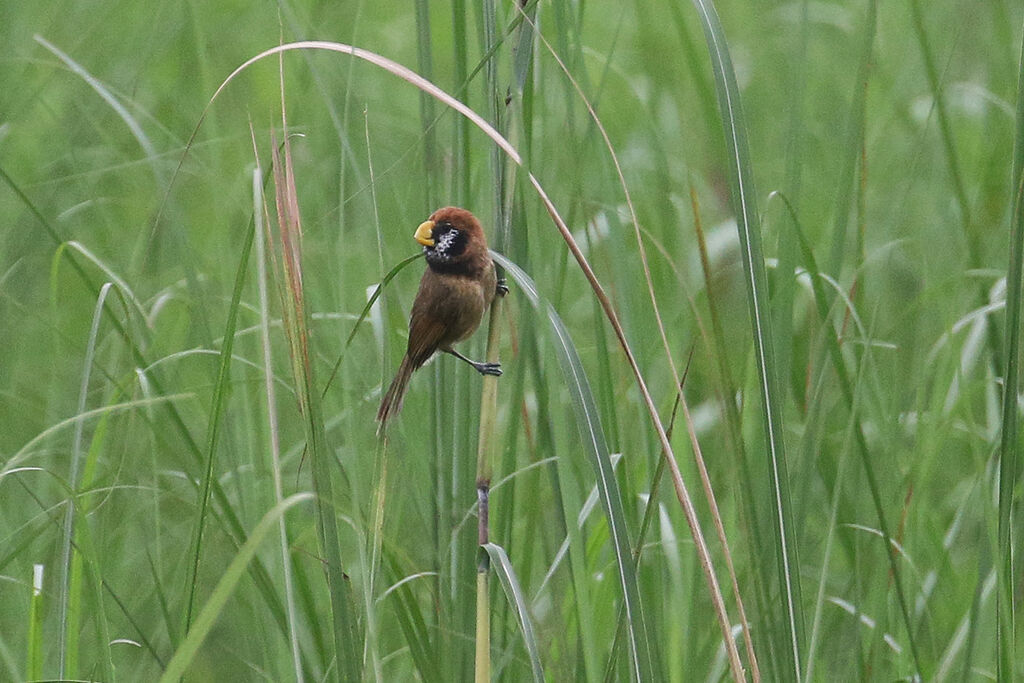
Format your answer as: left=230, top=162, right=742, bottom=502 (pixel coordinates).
left=376, top=207, right=503, bottom=426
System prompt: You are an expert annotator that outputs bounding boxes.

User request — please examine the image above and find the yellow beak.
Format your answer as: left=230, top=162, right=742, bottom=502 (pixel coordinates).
left=414, top=220, right=435, bottom=247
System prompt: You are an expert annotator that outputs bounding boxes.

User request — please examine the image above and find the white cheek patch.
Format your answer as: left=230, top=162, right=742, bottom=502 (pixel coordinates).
left=436, top=229, right=457, bottom=254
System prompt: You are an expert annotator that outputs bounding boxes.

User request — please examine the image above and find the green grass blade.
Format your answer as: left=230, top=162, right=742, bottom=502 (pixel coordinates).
left=252, top=161, right=304, bottom=682
left=687, top=0, right=804, bottom=677
left=483, top=543, right=544, bottom=682
left=825, top=0, right=876, bottom=275
left=908, top=0, right=974, bottom=264
left=383, top=552, right=442, bottom=683
left=996, top=25, right=1024, bottom=682
left=67, top=499, right=115, bottom=682
left=183, top=202, right=255, bottom=633
left=33, top=35, right=159, bottom=172
left=57, top=281, right=112, bottom=678
left=771, top=191, right=925, bottom=677
left=321, top=252, right=422, bottom=397
left=158, top=493, right=314, bottom=682
left=492, top=252, right=654, bottom=682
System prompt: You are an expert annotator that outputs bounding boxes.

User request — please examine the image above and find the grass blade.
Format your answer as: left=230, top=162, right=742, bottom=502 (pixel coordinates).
left=687, top=0, right=804, bottom=677
left=483, top=543, right=544, bottom=682
left=383, top=552, right=441, bottom=682
left=996, top=23, right=1024, bottom=681
left=182, top=184, right=256, bottom=633
left=908, top=0, right=974, bottom=265
left=57, top=282, right=112, bottom=678
left=270, top=123, right=360, bottom=681
left=492, top=252, right=654, bottom=681
left=252, top=158, right=304, bottom=682
left=158, top=494, right=314, bottom=682
left=771, top=191, right=924, bottom=677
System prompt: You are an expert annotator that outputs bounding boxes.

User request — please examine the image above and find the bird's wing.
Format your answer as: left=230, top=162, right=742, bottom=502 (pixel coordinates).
left=405, top=306, right=448, bottom=369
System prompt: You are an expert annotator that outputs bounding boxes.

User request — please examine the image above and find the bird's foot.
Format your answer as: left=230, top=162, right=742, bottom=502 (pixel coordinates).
left=446, top=348, right=503, bottom=377
left=473, top=361, right=503, bottom=377
left=496, top=278, right=509, bottom=297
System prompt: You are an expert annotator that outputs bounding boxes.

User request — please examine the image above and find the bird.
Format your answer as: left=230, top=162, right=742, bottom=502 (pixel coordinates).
left=376, top=207, right=506, bottom=426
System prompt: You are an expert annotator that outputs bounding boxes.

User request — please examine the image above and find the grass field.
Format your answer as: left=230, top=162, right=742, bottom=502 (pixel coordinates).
left=2, top=1, right=1023, bottom=680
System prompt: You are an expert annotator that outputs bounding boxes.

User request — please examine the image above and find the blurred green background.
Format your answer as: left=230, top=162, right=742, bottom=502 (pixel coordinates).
left=1, top=0, right=1022, bottom=680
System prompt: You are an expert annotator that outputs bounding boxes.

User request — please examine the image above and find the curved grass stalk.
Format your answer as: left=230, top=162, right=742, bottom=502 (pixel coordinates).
left=687, top=2, right=804, bottom=677
left=520, top=9, right=753, bottom=680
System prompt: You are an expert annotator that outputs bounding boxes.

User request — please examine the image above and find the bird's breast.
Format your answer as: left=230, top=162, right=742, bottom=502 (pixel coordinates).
left=416, top=264, right=494, bottom=347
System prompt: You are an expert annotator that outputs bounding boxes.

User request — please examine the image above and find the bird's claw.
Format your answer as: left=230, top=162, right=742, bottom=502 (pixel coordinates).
left=496, top=278, right=509, bottom=297
left=477, top=362, right=503, bottom=377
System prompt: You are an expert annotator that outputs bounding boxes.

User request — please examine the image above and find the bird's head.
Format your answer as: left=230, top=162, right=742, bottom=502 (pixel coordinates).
left=414, top=207, right=489, bottom=275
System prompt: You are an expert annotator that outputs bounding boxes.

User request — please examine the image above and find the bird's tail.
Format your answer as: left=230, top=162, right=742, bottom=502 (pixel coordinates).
left=376, top=354, right=415, bottom=428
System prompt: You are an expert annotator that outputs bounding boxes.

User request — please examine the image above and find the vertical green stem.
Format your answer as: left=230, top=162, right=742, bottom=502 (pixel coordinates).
left=474, top=283, right=504, bottom=683
left=996, top=24, right=1024, bottom=678
left=476, top=1, right=504, bottom=679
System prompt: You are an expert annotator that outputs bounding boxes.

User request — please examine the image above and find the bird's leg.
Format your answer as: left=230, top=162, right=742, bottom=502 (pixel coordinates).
left=496, top=277, right=509, bottom=297
left=445, top=348, right=502, bottom=376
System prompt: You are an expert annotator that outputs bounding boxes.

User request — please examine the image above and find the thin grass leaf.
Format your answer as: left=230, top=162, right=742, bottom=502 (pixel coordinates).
left=251, top=157, right=304, bottom=683
left=321, top=252, right=422, bottom=397
left=57, top=282, right=113, bottom=678
left=414, top=0, right=438, bottom=207
left=383, top=552, right=442, bottom=683
left=146, top=552, right=177, bottom=656
left=450, top=0, right=471, bottom=205
left=182, top=190, right=256, bottom=633
left=907, top=0, right=974, bottom=266
left=492, top=252, right=654, bottom=682
left=770, top=191, right=924, bottom=677
left=65, top=496, right=115, bottom=682
left=825, top=0, right=876, bottom=275
left=270, top=124, right=360, bottom=682
left=158, top=493, right=314, bottom=683
left=687, top=1, right=804, bottom=677
left=3, top=396, right=192, bottom=479
left=996, top=25, right=1024, bottom=681
left=61, top=284, right=123, bottom=682
left=483, top=543, right=544, bottom=683
left=57, top=241, right=148, bottom=324
left=33, top=35, right=159, bottom=171
left=774, top=0, right=810, bottom=402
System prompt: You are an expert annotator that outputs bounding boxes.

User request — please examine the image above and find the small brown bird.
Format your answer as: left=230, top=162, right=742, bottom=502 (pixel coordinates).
left=376, top=207, right=505, bottom=425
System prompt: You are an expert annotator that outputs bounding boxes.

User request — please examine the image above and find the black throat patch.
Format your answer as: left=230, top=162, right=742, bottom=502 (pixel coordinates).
left=424, top=224, right=471, bottom=274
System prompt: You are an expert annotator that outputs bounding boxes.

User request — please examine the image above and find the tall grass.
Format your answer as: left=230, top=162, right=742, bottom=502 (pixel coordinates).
left=1, top=2, right=1021, bottom=681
